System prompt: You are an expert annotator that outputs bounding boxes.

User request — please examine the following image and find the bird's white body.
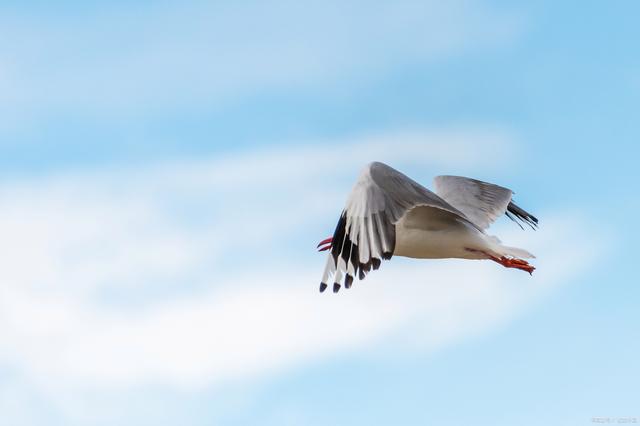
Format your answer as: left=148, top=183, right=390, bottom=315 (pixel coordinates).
left=394, top=208, right=490, bottom=260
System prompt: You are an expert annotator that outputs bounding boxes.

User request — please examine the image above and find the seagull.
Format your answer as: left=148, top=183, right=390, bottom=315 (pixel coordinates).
left=317, top=162, right=538, bottom=293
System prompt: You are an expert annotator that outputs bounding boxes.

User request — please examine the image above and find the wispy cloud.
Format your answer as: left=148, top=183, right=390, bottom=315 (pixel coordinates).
left=0, top=128, right=598, bottom=399
left=0, top=0, right=525, bottom=127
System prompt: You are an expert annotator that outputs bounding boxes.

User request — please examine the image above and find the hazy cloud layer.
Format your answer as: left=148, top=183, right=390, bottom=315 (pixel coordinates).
left=0, top=130, right=599, bottom=394
left=0, top=0, right=524, bottom=127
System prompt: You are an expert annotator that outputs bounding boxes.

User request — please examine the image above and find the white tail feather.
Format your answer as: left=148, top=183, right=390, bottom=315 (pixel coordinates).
left=497, top=244, right=536, bottom=259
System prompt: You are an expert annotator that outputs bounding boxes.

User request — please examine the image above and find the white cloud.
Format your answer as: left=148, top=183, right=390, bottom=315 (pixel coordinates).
left=9, top=220, right=596, bottom=391
left=0, top=128, right=600, bottom=399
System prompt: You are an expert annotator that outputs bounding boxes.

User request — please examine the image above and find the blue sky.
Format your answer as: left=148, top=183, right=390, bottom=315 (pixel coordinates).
left=0, top=1, right=638, bottom=425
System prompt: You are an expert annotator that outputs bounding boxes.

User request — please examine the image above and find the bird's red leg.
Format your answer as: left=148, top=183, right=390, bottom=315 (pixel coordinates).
left=488, top=254, right=535, bottom=275
left=465, top=248, right=535, bottom=275
left=317, top=237, right=333, bottom=252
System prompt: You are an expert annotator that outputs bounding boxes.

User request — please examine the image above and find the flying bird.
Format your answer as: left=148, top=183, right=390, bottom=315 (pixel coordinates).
left=317, top=162, right=538, bottom=293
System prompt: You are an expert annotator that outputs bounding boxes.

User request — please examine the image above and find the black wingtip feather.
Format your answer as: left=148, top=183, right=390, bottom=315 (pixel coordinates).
left=506, top=201, right=539, bottom=230
left=324, top=207, right=398, bottom=290
left=358, top=269, right=366, bottom=280
left=371, top=258, right=381, bottom=270
left=345, top=274, right=353, bottom=289
left=505, top=211, right=524, bottom=230
left=319, top=282, right=328, bottom=293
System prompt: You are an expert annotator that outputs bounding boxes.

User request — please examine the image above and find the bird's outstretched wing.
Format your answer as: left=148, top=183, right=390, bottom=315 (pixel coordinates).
left=433, top=175, right=538, bottom=230
left=320, top=162, right=474, bottom=293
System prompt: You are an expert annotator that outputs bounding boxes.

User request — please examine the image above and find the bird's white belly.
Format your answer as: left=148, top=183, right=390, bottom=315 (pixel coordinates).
left=394, top=215, right=489, bottom=260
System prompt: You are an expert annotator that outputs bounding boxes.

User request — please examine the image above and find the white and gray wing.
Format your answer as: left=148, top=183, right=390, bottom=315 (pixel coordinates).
left=320, top=162, right=474, bottom=293
left=433, top=175, right=538, bottom=230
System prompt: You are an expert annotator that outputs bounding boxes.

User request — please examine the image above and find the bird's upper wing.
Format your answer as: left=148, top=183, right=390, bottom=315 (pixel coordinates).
left=433, top=175, right=538, bottom=230
left=320, top=162, right=475, bottom=293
